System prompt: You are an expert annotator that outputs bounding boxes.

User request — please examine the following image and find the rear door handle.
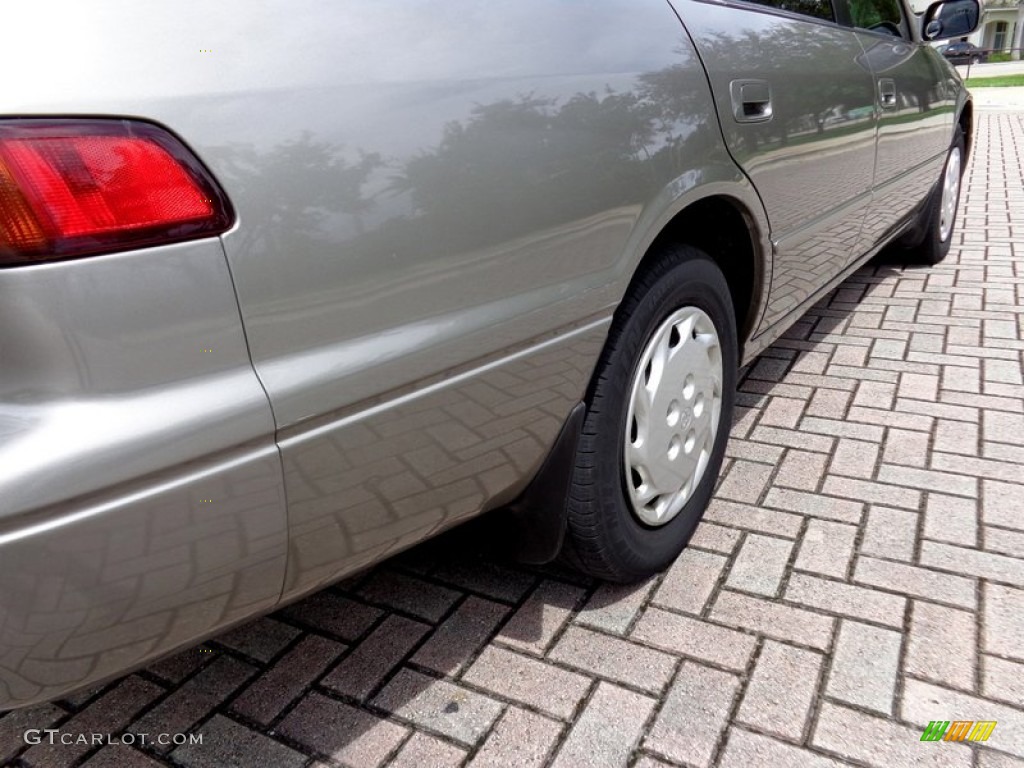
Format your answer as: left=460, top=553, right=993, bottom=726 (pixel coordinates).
left=730, top=79, right=773, bottom=123
left=878, top=78, right=897, bottom=109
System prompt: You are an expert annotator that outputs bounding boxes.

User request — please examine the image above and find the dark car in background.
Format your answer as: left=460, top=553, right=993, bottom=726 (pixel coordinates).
left=943, top=41, right=988, bottom=64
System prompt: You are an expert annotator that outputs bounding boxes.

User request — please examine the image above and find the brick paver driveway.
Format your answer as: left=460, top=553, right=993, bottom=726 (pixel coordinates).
left=3, top=110, right=1022, bottom=768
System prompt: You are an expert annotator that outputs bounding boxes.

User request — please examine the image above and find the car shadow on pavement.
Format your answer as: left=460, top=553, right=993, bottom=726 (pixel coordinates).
left=0, top=512, right=600, bottom=766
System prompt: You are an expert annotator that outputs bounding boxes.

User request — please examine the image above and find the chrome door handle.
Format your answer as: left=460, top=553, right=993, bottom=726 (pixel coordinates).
left=878, top=78, right=897, bottom=109
left=730, top=79, right=773, bottom=123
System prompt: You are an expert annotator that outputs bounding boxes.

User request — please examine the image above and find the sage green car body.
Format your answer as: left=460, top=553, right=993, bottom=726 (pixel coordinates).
left=0, top=0, right=970, bottom=708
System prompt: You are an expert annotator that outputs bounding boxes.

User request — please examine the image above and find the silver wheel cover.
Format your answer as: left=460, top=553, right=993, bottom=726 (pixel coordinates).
left=938, top=144, right=962, bottom=243
left=624, top=306, right=723, bottom=527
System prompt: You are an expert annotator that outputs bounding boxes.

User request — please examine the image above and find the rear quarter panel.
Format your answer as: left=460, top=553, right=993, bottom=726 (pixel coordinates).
left=1, top=0, right=772, bottom=699
left=1, top=0, right=766, bottom=599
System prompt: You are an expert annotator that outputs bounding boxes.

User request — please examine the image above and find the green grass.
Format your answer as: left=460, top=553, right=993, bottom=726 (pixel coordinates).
left=965, top=75, right=1024, bottom=88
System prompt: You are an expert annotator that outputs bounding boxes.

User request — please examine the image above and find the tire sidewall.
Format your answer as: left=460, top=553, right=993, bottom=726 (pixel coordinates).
left=927, top=128, right=966, bottom=262
left=574, top=256, right=737, bottom=579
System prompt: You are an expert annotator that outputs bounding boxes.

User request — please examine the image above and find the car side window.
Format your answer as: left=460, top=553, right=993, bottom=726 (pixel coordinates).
left=744, top=0, right=835, bottom=22
left=846, top=0, right=905, bottom=36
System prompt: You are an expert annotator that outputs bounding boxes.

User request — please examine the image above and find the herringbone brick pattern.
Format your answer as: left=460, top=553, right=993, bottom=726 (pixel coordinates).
left=2, top=111, right=1021, bottom=768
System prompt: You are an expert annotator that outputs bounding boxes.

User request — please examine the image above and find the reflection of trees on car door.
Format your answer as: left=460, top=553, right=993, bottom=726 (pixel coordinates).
left=675, top=0, right=877, bottom=328
left=841, top=0, right=954, bottom=253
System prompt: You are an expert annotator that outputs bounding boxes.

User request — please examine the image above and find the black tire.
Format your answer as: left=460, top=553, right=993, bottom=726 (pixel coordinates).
left=909, top=126, right=965, bottom=266
left=563, top=246, right=737, bottom=583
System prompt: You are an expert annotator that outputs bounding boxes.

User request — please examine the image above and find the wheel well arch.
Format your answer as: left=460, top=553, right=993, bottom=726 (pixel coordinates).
left=958, top=99, right=974, bottom=161
left=625, top=195, right=766, bottom=357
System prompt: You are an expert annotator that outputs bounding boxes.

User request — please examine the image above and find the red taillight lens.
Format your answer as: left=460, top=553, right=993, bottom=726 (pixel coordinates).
left=0, top=119, right=233, bottom=266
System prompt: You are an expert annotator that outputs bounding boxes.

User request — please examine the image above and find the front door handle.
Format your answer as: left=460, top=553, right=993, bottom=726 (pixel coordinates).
left=730, top=79, right=773, bottom=123
left=878, top=78, right=897, bottom=109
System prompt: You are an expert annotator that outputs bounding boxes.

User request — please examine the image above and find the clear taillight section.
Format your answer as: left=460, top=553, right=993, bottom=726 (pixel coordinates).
left=0, top=119, right=233, bottom=266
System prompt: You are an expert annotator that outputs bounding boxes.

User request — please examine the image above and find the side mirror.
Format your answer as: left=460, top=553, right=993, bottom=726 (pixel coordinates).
left=922, top=0, right=981, bottom=41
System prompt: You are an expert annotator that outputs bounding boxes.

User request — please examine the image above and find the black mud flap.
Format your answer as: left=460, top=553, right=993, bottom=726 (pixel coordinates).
left=499, top=401, right=585, bottom=565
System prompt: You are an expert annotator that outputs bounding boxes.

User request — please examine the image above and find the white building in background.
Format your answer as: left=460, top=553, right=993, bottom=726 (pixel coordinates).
left=974, top=0, right=1024, bottom=57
